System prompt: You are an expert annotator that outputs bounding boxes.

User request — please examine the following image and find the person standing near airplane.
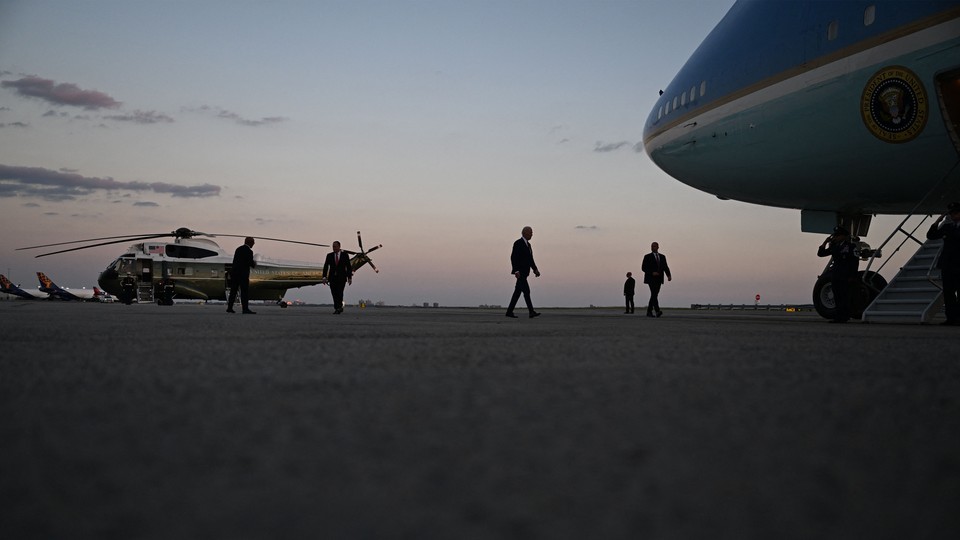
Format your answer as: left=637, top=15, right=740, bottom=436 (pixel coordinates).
left=323, top=241, right=352, bottom=314
left=227, top=237, right=257, bottom=314
left=624, top=271, right=636, bottom=314
left=927, top=202, right=960, bottom=326
left=817, top=226, right=858, bottom=323
left=506, top=226, right=541, bottom=319
left=641, top=242, right=671, bottom=318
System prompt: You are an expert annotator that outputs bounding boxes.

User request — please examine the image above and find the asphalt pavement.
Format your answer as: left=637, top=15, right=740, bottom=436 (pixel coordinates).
left=2, top=302, right=959, bottom=539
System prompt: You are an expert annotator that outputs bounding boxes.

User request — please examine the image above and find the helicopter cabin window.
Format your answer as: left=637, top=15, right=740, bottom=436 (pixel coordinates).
left=165, top=244, right=218, bottom=259
left=681, top=92, right=687, bottom=106
left=689, top=87, right=696, bottom=102
left=658, top=105, right=663, bottom=120
left=827, top=20, right=839, bottom=41
left=673, top=96, right=679, bottom=110
left=864, top=5, right=875, bottom=26
left=700, top=81, right=707, bottom=98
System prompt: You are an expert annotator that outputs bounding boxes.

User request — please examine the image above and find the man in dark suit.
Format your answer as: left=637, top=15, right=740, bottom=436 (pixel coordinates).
left=506, top=226, right=541, bottom=319
left=227, top=236, right=257, bottom=314
left=927, top=201, right=960, bottom=326
left=641, top=241, right=671, bottom=318
left=624, top=271, right=636, bottom=314
left=323, top=241, right=353, bottom=314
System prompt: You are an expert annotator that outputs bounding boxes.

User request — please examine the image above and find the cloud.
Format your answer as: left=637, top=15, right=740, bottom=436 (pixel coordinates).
left=575, top=225, right=598, bottom=230
left=185, top=105, right=287, bottom=127
left=1, top=76, right=121, bottom=109
left=133, top=201, right=160, bottom=207
left=593, top=141, right=631, bottom=153
left=103, top=110, right=174, bottom=124
left=0, top=164, right=221, bottom=201
left=0, top=122, right=28, bottom=128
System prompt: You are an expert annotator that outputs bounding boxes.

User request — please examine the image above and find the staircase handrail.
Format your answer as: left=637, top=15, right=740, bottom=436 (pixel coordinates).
left=925, top=238, right=944, bottom=291
left=861, top=159, right=960, bottom=291
left=861, top=215, right=930, bottom=291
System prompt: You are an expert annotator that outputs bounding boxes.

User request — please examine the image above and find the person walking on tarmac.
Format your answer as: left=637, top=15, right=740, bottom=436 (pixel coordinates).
left=641, top=242, right=671, bottom=317
left=817, top=226, right=859, bottom=323
left=505, top=226, right=541, bottom=319
left=227, top=236, right=257, bottom=314
left=927, top=201, right=960, bottom=326
left=323, top=241, right=353, bottom=314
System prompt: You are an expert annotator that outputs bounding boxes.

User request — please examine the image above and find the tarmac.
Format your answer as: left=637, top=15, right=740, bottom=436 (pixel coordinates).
left=2, top=301, right=959, bottom=539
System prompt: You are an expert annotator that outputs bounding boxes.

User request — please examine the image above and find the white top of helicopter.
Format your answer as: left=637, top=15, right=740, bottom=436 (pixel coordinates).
left=123, top=237, right=323, bottom=268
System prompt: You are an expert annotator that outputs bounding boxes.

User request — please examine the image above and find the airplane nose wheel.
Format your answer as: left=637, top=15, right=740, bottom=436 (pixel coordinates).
left=812, top=270, right=887, bottom=320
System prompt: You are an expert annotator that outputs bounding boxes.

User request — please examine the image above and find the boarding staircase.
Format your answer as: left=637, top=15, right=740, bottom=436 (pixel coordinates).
left=138, top=281, right=154, bottom=303
left=861, top=216, right=944, bottom=324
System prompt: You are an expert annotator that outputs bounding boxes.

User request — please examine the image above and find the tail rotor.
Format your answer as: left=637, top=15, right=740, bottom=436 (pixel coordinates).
left=344, top=230, right=382, bottom=273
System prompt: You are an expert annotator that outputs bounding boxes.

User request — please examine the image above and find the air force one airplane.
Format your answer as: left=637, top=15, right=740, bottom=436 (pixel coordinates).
left=0, top=274, right=49, bottom=300
left=643, top=0, right=960, bottom=320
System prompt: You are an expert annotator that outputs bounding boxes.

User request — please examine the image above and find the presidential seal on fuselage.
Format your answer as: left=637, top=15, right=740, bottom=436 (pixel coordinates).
left=861, top=66, right=928, bottom=143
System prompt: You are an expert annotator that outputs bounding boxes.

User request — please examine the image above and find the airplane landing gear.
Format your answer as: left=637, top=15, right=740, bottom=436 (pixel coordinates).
left=812, top=271, right=887, bottom=320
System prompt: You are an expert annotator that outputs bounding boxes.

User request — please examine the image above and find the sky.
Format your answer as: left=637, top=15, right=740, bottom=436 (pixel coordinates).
left=0, top=0, right=911, bottom=307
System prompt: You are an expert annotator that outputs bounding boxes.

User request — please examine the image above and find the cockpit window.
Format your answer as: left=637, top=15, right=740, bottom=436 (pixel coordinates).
left=165, top=245, right=218, bottom=259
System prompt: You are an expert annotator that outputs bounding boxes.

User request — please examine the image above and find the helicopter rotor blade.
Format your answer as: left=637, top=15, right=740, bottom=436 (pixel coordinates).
left=17, top=233, right=169, bottom=251
left=357, top=230, right=364, bottom=253
left=367, top=260, right=379, bottom=273
left=208, top=234, right=329, bottom=248
left=364, top=244, right=382, bottom=255
left=32, top=234, right=173, bottom=258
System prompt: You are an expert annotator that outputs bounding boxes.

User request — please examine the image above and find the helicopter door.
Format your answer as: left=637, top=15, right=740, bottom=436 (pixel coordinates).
left=137, top=259, right=154, bottom=302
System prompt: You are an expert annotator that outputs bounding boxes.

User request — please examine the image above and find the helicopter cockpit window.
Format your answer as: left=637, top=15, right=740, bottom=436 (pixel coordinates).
left=165, top=245, right=218, bottom=259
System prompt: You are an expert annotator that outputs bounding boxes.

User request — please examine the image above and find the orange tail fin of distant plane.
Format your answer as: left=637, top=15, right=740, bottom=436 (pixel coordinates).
left=37, top=271, right=55, bottom=290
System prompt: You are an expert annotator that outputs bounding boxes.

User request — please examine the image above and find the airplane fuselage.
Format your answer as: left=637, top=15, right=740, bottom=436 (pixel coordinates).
left=643, top=0, right=960, bottom=231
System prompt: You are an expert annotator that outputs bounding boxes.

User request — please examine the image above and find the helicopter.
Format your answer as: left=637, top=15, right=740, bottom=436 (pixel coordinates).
left=17, top=227, right=382, bottom=306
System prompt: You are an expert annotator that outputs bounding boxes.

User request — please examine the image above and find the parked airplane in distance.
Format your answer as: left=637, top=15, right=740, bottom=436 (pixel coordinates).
left=0, top=274, right=49, bottom=300
left=643, top=0, right=960, bottom=319
left=36, top=271, right=109, bottom=301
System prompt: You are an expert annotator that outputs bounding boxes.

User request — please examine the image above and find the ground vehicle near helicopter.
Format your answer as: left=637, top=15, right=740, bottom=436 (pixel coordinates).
left=19, top=227, right=381, bottom=306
